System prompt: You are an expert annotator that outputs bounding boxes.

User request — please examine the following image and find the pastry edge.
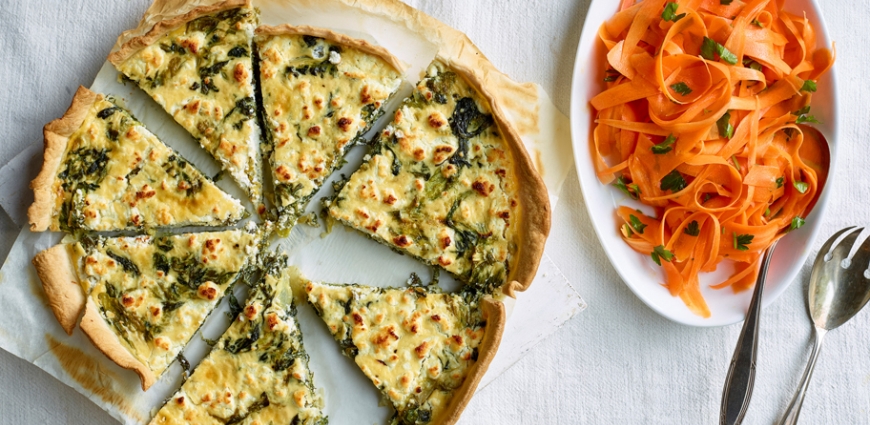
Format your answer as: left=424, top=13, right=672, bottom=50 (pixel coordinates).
left=254, top=24, right=408, bottom=74
left=32, top=244, right=85, bottom=335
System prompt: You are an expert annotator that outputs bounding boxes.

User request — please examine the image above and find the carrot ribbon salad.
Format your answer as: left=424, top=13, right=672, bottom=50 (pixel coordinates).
left=591, top=0, right=834, bottom=318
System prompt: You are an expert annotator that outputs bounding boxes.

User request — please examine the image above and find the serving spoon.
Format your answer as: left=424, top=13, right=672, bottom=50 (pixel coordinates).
left=719, top=126, right=831, bottom=425
left=777, top=226, right=870, bottom=424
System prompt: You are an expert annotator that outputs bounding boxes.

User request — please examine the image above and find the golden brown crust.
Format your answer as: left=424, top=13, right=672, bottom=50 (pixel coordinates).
left=436, top=297, right=505, bottom=425
left=107, top=0, right=250, bottom=66
left=32, top=244, right=85, bottom=335
left=79, top=299, right=156, bottom=391
left=28, top=86, right=99, bottom=232
left=254, top=24, right=407, bottom=74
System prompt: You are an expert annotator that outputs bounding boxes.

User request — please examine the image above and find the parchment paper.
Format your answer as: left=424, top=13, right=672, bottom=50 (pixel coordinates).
left=0, top=0, right=584, bottom=423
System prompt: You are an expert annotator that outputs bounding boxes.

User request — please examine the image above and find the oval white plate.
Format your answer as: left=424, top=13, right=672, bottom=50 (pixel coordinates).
left=569, top=0, right=839, bottom=326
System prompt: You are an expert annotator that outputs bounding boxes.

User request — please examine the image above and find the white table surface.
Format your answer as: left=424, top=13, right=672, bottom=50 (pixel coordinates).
left=2, top=0, right=870, bottom=423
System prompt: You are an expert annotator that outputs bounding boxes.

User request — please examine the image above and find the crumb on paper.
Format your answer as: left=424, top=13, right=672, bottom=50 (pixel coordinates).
left=535, top=149, right=546, bottom=177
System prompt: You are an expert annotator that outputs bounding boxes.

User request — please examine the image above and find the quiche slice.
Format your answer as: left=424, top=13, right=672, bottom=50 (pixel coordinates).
left=305, top=280, right=505, bottom=425
left=108, top=0, right=263, bottom=208
left=32, top=223, right=266, bottom=390
left=326, top=60, right=550, bottom=296
left=150, top=254, right=326, bottom=425
left=254, top=25, right=404, bottom=231
left=28, top=86, right=246, bottom=232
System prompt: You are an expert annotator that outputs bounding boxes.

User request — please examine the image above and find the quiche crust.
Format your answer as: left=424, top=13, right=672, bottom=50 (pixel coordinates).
left=28, top=86, right=97, bottom=232
left=32, top=244, right=85, bottom=335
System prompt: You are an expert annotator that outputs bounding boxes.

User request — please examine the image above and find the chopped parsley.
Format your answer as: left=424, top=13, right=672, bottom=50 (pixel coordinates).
left=733, top=232, right=753, bottom=251
left=670, top=82, right=693, bottom=96
left=720, top=0, right=733, bottom=4
left=660, top=170, right=687, bottom=193
left=745, top=60, right=763, bottom=71
left=662, top=3, right=686, bottom=22
left=800, top=80, right=817, bottom=93
left=717, top=111, right=734, bottom=139
left=776, top=176, right=784, bottom=188
left=604, top=68, right=622, bottom=82
left=751, top=19, right=764, bottom=28
left=731, top=155, right=741, bottom=171
left=701, top=36, right=738, bottom=65
left=684, top=220, right=700, bottom=236
left=629, top=214, right=647, bottom=234
left=614, top=175, right=640, bottom=200
left=794, top=181, right=809, bottom=194
left=794, top=106, right=820, bottom=124
left=790, top=217, right=806, bottom=231
left=651, top=134, right=677, bottom=154
left=651, top=245, right=675, bottom=266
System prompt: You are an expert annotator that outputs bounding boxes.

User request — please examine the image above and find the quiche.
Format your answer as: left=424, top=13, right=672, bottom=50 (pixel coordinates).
left=28, top=86, right=246, bottom=232
left=305, top=280, right=504, bottom=425
left=326, top=59, right=549, bottom=296
left=254, top=25, right=404, bottom=231
left=32, top=224, right=266, bottom=390
left=150, top=254, right=326, bottom=425
left=108, top=0, right=263, bottom=208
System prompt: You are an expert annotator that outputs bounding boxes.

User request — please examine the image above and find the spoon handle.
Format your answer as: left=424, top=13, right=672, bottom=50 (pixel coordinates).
left=779, top=327, right=828, bottom=425
left=720, top=242, right=778, bottom=425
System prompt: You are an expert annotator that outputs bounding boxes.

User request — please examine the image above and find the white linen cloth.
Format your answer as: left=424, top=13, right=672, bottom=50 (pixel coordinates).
left=0, top=0, right=868, bottom=424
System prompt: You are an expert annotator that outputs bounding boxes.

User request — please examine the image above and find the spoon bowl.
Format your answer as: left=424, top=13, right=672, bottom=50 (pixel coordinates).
left=808, top=227, right=870, bottom=330
left=778, top=227, right=870, bottom=425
